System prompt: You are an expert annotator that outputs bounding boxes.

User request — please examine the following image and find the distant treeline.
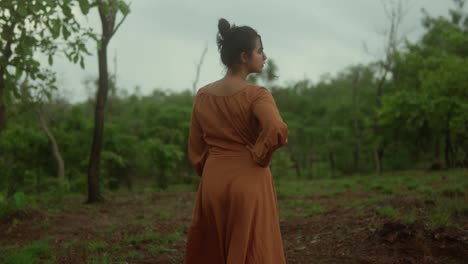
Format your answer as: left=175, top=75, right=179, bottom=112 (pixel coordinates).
left=1, top=2, right=467, bottom=196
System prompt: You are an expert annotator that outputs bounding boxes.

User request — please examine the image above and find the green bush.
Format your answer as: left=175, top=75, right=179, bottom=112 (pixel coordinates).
left=12, top=192, right=29, bottom=211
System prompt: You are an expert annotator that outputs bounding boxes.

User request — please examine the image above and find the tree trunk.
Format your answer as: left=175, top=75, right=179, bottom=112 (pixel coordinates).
left=374, top=146, right=383, bottom=175
left=37, top=109, right=65, bottom=179
left=444, top=123, right=453, bottom=169
left=351, top=70, right=361, bottom=172
left=0, top=77, right=6, bottom=133
left=329, top=151, right=335, bottom=177
left=86, top=0, right=125, bottom=203
left=0, top=36, right=14, bottom=134
left=192, top=44, right=208, bottom=95
left=87, top=40, right=109, bottom=203
left=293, top=162, right=302, bottom=178
left=435, top=137, right=440, bottom=160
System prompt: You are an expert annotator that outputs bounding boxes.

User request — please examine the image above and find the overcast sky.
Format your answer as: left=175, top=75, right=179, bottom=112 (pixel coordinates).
left=50, top=0, right=454, bottom=102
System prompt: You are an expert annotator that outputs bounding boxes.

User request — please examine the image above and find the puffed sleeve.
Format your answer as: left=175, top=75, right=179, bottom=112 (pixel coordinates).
left=188, top=98, right=209, bottom=177
left=246, top=87, right=288, bottom=167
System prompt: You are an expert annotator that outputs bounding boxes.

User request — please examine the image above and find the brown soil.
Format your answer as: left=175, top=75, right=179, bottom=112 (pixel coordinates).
left=0, top=191, right=467, bottom=264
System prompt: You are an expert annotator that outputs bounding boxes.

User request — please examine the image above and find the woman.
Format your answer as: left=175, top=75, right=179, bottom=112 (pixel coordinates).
left=184, top=18, right=288, bottom=264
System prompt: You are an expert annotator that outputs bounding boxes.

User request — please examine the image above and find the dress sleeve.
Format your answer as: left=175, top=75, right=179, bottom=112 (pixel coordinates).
left=246, top=87, right=288, bottom=167
left=188, top=97, right=209, bottom=177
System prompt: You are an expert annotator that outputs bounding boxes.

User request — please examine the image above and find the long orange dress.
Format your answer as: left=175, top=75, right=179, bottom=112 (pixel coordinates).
left=184, top=84, right=288, bottom=264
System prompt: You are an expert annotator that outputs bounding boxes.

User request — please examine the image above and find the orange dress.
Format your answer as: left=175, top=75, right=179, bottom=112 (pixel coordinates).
left=184, top=84, right=288, bottom=264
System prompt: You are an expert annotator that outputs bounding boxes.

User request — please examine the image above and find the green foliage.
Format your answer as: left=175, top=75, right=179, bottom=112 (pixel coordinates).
left=380, top=4, right=468, bottom=169
left=1, top=3, right=467, bottom=197
left=271, top=150, right=295, bottom=179
left=146, top=138, right=184, bottom=190
left=2, top=240, right=52, bottom=264
left=12, top=192, right=28, bottom=211
left=0, top=0, right=94, bottom=102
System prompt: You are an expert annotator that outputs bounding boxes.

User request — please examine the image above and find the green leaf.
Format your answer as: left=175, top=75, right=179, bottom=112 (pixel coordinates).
left=48, top=55, right=53, bottom=65
left=17, top=3, right=28, bottom=17
left=100, top=2, right=110, bottom=16
left=80, top=56, right=85, bottom=69
left=73, top=54, right=79, bottom=63
left=62, top=25, right=70, bottom=40
left=78, top=43, right=90, bottom=55
left=78, top=0, right=90, bottom=15
left=62, top=4, right=72, bottom=18
left=51, top=19, right=61, bottom=39
left=118, top=1, right=130, bottom=16
left=15, top=67, right=24, bottom=79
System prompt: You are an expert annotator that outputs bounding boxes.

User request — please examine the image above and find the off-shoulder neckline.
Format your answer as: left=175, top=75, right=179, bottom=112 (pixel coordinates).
left=199, top=84, right=253, bottom=97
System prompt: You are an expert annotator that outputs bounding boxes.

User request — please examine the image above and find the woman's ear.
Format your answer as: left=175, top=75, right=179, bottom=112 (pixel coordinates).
left=240, top=51, right=248, bottom=64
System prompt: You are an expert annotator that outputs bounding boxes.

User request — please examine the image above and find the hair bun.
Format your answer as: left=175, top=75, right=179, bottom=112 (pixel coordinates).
left=218, top=18, right=231, bottom=39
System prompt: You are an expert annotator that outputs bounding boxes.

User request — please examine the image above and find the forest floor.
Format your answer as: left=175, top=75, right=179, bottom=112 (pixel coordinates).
left=1, top=169, right=467, bottom=264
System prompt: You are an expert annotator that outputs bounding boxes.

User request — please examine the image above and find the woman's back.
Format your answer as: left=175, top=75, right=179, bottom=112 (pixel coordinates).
left=186, top=83, right=288, bottom=264
left=184, top=18, right=288, bottom=264
left=194, top=84, right=264, bottom=152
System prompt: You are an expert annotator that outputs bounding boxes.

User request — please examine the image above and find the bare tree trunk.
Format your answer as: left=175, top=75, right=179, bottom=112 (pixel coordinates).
left=0, top=77, right=6, bottom=133
left=444, top=114, right=454, bottom=168
left=329, top=151, right=336, bottom=177
left=435, top=137, right=440, bottom=160
left=87, top=38, right=109, bottom=203
left=368, top=0, right=408, bottom=175
left=87, top=1, right=127, bottom=203
left=37, top=109, right=65, bottom=179
left=192, top=44, right=208, bottom=95
left=374, top=146, right=383, bottom=175
left=0, top=29, right=14, bottom=134
left=293, top=162, right=302, bottom=178
left=351, top=70, right=361, bottom=172
left=285, top=145, right=302, bottom=178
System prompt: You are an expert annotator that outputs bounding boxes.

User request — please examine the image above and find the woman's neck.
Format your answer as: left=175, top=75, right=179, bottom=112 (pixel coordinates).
left=225, top=67, right=249, bottom=81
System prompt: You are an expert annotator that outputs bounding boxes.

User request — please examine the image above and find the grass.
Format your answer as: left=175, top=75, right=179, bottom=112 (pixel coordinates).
left=305, top=204, right=324, bottom=217
left=2, top=239, right=53, bottom=264
left=124, top=232, right=162, bottom=245
left=87, top=255, right=111, bottom=264
left=428, top=207, right=452, bottom=230
left=402, top=209, right=418, bottom=225
left=87, top=241, right=108, bottom=253
left=277, top=169, right=467, bottom=223
left=149, top=245, right=170, bottom=255
left=1, top=169, right=466, bottom=262
left=165, top=231, right=183, bottom=243
left=154, top=210, right=170, bottom=220
left=124, top=250, right=144, bottom=261
left=377, top=205, right=399, bottom=220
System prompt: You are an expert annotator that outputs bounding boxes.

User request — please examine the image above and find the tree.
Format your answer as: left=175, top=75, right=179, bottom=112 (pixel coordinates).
left=0, top=0, right=93, bottom=133
left=17, top=76, right=66, bottom=181
left=192, top=43, right=208, bottom=95
left=87, top=0, right=129, bottom=203
left=379, top=0, right=468, bottom=168
left=366, top=0, right=409, bottom=175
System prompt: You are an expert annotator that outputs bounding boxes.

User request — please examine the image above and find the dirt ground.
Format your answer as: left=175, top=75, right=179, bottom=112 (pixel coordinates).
left=1, top=188, right=467, bottom=264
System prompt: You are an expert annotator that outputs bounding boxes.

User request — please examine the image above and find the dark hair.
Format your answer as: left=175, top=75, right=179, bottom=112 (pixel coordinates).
left=216, top=18, right=261, bottom=68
